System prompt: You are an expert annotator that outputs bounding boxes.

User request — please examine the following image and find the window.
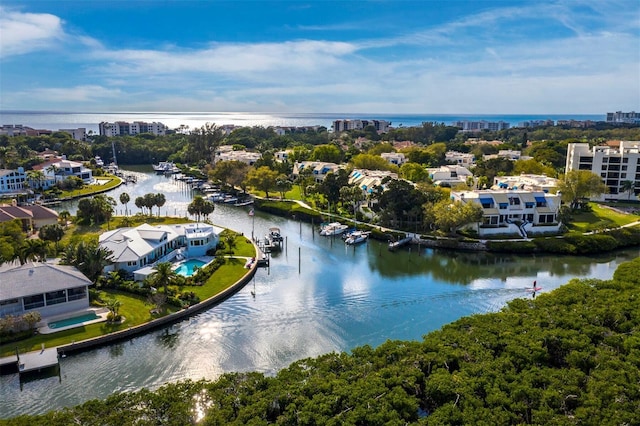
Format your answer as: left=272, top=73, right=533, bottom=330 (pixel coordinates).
left=499, top=203, right=508, bottom=209
left=23, top=294, right=45, bottom=310
left=127, top=260, right=137, bottom=266
left=479, top=197, right=494, bottom=208
left=525, top=202, right=535, bottom=208
left=67, top=287, right=87, bottom=301
left=46, top=290, right=67, bottom=305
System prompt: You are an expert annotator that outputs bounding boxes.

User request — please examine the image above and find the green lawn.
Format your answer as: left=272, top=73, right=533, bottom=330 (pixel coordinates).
left=58, top=175, right=122, bottom=198
left=567, top=203, right=640, bottom=232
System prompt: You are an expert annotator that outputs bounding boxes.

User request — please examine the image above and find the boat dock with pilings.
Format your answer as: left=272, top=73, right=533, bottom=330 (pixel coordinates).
left=0, top=346, right=60, bottom=384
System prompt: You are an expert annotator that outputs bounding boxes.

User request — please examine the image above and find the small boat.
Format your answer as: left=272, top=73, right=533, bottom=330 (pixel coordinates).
left=345, top=230, right=370, bottom=245
left=388, top=236, right=413, bottom=251
left=319, top=222, right=349, bottom=236
left=267, top=227, right=283, bottom=243
left=153, top=161, right=180, bottom=174
left=223, top=196, right=239, bottom=204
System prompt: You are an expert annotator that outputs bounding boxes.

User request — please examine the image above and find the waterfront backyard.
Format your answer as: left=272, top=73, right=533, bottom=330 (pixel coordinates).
left=0, top=221, right=255, bottom=357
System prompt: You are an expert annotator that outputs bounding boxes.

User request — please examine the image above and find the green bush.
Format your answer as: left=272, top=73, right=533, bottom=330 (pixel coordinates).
left=564, top=233, right=619, bottom=254
left=486, top=240, right=537, bottom=253
left=534, top=237, right=577, bottom=254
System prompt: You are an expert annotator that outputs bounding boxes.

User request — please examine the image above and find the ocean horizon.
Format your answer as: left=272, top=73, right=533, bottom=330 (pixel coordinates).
left=0, top=110, right=605, bottom=133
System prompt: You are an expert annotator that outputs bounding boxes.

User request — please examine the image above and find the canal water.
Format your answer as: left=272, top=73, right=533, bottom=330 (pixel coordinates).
left=1, top=167, right=638, bottom=418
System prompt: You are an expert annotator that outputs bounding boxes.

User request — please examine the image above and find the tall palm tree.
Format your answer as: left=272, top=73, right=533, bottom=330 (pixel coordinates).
left=621, top=180, right=635, bottom=200
left=119, top=192, right=130, bottom=216
left=150, top=262, right=178, bottom=295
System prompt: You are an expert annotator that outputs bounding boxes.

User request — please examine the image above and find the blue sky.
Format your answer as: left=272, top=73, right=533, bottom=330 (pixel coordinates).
left=1, top=0, right=638, bottom=114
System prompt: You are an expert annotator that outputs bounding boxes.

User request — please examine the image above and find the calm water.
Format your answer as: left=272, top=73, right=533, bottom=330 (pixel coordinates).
left=1, top=169, right=637, bottom=418
left=0, top=111, right=604, bottom=133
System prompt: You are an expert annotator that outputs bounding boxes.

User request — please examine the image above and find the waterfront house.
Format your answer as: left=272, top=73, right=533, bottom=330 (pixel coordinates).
left=0, top=168, right=27, bottom=194
left=34, top=158, right=94, bottom=186
left=0, top=262, right=92, bottom=318
left=292, top=161, right=343, bottom=183
left=99, top=223, right=222, bottom=280
left=0, top=204, right=58, bottom=233
left=451, top=189, right=562, bottom=237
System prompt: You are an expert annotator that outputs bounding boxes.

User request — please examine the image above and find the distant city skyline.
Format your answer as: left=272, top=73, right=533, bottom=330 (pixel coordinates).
left=1, top=1, right=639, bottom=114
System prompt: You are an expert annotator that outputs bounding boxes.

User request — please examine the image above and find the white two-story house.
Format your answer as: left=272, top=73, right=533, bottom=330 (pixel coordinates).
left=451, top=189, right=562, bottom=237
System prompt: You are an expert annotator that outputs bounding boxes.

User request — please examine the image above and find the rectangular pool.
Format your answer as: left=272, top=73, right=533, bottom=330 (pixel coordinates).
left=48, top=312, right=99, bottom=329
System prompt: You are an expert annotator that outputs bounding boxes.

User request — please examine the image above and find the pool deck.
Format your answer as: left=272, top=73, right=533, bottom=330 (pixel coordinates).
left=37, top=308, right=109, bottom=335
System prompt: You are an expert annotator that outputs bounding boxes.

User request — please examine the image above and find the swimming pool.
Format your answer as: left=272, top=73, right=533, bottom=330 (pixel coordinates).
left=174, top=259, right=207, bottom=277
left=48, top=312, right=99, bottom=329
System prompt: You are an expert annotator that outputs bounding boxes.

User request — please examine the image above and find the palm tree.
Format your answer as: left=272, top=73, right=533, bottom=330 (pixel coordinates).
left=621, top=180, right=635, bottom=200
left=105, top=298, right=122, bottom=321
left=150, top=262, right=178, bottom=295
left=119, top=192, right=130, bottom=216
left=58, top=210, right=71, bottom=228
left=154, top=193, right=166, bottom=217
left=18, top=239, right=48, bottom=264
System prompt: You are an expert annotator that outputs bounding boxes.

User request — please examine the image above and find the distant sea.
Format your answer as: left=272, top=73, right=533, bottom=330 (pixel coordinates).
left=0, top=111, right=604, bottom=133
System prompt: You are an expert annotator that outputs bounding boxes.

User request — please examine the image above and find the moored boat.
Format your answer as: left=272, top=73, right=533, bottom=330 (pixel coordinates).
left=319, top=222, right=349, bottom=236
left=152, top=161, right=180, bottom=174
left=344, top=230, right=370, bottom=245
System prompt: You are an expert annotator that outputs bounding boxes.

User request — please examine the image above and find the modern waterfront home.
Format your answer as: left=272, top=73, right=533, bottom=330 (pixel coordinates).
left=565, top=141, right=640, bottom=200
left=33, top=158, right=94, bottom=186
left=451, top=189, right=562, bottom=237
left=99, top=223, right=222, bottom=280
left=0, top=262, right=92, bottom=318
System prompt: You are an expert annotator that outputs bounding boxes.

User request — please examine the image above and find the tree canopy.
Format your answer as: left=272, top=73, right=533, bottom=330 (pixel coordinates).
left=557, top=170, right=609, bottom=210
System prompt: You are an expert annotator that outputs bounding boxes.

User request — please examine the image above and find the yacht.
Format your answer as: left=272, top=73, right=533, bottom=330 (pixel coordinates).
left=319, top=222, right=349, bottom=236
left=153, top=161, right=180, bottom=174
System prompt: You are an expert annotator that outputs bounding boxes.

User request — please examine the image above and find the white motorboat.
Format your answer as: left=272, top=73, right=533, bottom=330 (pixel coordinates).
left=153, top=161, right=180, bottom=174
left=345, top=230, right=370, bottom=245
left=319, top=222, right=349, bottom=236
left=267, top=227, right=283, bottom=243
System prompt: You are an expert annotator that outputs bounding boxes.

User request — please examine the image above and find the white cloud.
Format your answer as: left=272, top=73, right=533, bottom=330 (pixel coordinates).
left=0, top=7, right=65, bottom=58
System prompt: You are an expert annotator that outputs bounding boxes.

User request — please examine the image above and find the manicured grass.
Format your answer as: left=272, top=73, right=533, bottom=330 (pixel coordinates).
left=58, top=176, right=122, bottom=198
left=190, top=258, right=248, bottom=300
left=0, top=290, right=169, bottom=357
left=567, top=203, right=640, bottom=232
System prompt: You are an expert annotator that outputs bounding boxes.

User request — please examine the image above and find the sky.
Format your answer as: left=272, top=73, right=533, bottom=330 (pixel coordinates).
left=1, top=0, right=639, bottom=114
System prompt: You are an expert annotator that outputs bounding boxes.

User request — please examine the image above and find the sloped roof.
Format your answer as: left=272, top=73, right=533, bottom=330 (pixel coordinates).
left=0, top=205, right=33, bottom=219
left=0, top=262, right=92, bottom=300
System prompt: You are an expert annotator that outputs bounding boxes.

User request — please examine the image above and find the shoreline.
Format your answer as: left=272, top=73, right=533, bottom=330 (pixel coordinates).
left=0, top=233, right=260, bottom=365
